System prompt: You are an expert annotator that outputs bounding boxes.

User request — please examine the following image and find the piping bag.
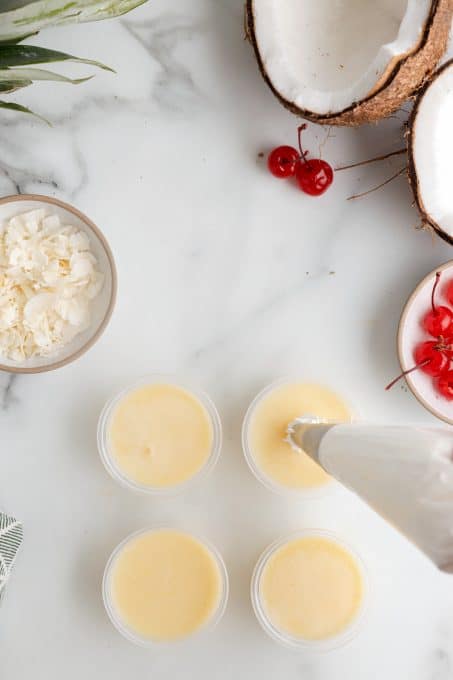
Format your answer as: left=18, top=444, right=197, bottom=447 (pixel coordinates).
left=286, top=418, right=453, bottom=572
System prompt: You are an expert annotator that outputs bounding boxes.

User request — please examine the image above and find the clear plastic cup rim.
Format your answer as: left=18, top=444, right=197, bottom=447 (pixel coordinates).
left=242, top=378, right=356, bottom=500
left=102, top=527, right=229, bottom=648
left=251, top=528, right=370, bottom=652
left=97, top=375, right=223, bottom=496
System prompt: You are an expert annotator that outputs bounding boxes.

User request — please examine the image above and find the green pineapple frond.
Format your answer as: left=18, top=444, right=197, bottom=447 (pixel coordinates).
left=0, top=44, right=115, bottom=122
left=0, top=99, right=50, bottom=124
left=0, top=0, right=149, bottom=122
left=0, top=44, right=114, bottom=71
left=0, top=1, right=148, bottom=44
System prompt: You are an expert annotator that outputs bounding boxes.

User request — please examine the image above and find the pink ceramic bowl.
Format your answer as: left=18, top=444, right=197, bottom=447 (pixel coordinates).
left=398, top=261, right=453, bottom=425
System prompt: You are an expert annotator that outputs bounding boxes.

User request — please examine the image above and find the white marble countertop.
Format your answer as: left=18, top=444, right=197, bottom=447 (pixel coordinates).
left=1, top=2, right=453, bottom=678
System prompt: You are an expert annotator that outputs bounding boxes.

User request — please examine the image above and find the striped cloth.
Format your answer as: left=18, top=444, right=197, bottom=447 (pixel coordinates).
left=0, top=512, right=23, bottom=603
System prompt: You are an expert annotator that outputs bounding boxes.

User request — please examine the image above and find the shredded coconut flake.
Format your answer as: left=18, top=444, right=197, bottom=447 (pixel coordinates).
left=0, top=209, right=104, bottom=361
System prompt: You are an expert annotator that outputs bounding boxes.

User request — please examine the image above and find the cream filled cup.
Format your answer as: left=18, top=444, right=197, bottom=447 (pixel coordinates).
left=242, top=380, right=352, bottom=497
left=251, top=530, right=368, bottom=651
left=98, top=376, right=222, bottom=495
left=103, top=528, right=229, bottom=646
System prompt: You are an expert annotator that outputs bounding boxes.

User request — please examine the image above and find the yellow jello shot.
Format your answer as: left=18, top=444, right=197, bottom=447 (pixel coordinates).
left=242, top=380, right=352, bottom=496
left=103, top=528, right=228, bottom=645
left=251, top=531, right=368, bottom=650
left=98, top=377, right=222, bottom=494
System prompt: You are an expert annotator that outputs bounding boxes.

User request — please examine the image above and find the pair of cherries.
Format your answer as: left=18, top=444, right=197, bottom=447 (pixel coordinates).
left=267, top=124, right=334, bottom=196
left=387, top=272, right=453, bottom=399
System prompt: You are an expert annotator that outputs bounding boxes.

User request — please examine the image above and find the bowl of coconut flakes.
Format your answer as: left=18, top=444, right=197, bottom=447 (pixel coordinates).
left=0, top=194, right=117, bottom=373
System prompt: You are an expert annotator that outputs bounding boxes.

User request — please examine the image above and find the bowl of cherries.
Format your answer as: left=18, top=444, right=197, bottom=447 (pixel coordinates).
left=390, top=262, right=453, bottom=424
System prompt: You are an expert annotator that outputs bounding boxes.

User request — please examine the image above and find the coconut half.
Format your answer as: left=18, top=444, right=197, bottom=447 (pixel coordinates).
left=246, top=0, right=453, bottom=126
left=408, top=60, right=453, bottom=245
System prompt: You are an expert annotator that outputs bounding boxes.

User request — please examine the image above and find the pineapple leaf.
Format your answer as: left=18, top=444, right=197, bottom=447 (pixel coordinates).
left=0, top=67, right=93, bottom=84
left=0, top=1, right=149, bottom=43
left=0, top=45, right=114, bottom=72
left=0, top=79, right=32, bottom=93
left=0, top=99, right=50, bottom=125
left=0, top=32, right=39, bottom=45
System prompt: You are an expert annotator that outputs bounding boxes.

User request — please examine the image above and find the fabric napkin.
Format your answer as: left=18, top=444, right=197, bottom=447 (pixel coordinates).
left=0, top=512, right=23, bottom=603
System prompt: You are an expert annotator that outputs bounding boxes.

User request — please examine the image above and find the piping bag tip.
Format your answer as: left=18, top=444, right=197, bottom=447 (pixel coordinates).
left=285, top=415, right=338, bottom=459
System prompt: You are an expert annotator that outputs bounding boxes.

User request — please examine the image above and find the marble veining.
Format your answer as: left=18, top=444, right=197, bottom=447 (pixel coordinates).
left=431, top=648, right=451, bottom=680
left=0, top=2, right=452, bottom=679
left=0, top=374, right=17, bottom=411
left=123, top=14, right=205, bottom=111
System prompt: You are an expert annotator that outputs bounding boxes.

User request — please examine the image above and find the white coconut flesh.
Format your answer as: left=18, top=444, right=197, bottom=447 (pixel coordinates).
left=412, top=64, right=453, bottom=238
left=251, top=0, right=432, bottom=115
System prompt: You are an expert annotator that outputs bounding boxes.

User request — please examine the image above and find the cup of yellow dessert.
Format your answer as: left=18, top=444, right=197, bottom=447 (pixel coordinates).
left=242, top=379, right=353, bottom=497
left=251, top=530, right=368, bottom=651
left=103, top=528, right=229, bottom=646
left=98, top=376, right=222, bottom=495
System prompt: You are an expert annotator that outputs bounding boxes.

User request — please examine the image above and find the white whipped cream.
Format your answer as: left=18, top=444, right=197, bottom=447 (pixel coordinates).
left=0, top=208, right=104, bottom=361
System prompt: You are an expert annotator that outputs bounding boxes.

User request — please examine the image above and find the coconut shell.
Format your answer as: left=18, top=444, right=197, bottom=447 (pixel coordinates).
left=246, top=0, right=453, bottom=126
left=407, top=59, right=453, bottom=247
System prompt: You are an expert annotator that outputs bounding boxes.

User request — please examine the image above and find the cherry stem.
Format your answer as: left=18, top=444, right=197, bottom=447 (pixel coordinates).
left=297, top=124, right=309, bottom=165
left=431, top=272, right=441, bottom=314
left=438, top=336, right=452, bottom=351
left=347, top=167, right=406, bottom=201
left=385, top=358, right=430, bottom=391
left=336, top=148, right=405, bottom=171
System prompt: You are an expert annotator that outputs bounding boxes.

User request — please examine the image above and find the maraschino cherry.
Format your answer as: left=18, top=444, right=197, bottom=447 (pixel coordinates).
left=268, top=145, right=300, bottom=178
left=437, top=371, right=453, bottom=400
left=422, top=272, right=453, bottom=337
left=295, top=126, right=333, bottom=196
left=414, top=341, right=449, bottom=376
left=385, top=340, right=449, bottom=390
left=267, top=124, right=334, bottom=196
